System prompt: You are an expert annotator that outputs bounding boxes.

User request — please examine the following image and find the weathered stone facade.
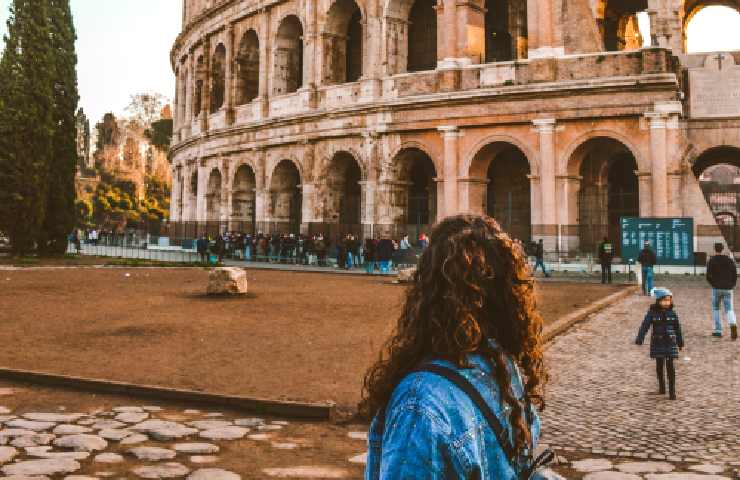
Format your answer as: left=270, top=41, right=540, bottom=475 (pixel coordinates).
left=169, top=0, right=740, bottom=254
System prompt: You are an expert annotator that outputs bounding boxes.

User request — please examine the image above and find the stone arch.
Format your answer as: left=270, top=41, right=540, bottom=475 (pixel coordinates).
left=268, top=158, right=303, bottom=233
left=319, top=144, right=368, bottom=180
left=565, top=136, right=641, bottom=254
left=232, top=164, right=257, bottom=233
left=407, top=0, right=437, bottom=72
left=210, top=43, right=226, bottom=113
left=466, top=140, right=533, bottom=241
left=274, top=15, right=305, bottom=95
left=236, top=29, right=260, bottom=105
left=322, top=0, right=364, bottom=84
left=193, top=55, right=205, bottom=117
left=206, top=168, right=223, bottom=222
left=463, top=133, right=538, bottom=177
left=484, top=0, right=528, bottom=63
left=385, top=147, right=439, bottom=233
left=683, top=2, right=740, bottom=52
left=387, top=141, right=441, bottom=180
left=561, top=130, right=646, bottom=176
left=319, top=151, right=364, bottom=225
left=594, top=0, right=647, bottom=51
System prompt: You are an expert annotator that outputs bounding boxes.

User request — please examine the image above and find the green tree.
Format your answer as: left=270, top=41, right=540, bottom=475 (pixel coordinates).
left=39, top=0, right=79, bottom=254
left=0, top=0, right=55, bottom=255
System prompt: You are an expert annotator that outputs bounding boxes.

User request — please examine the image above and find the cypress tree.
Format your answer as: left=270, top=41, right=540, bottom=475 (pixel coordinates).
left=39, top=0, right=79, bottom=254
left=0, top=0, right=55, bottom=256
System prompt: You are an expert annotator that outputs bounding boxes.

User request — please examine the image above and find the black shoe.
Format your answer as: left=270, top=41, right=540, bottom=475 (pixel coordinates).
left=732, top=325, right=738, bottom=340
left=669, top=392, right=677, bottom=400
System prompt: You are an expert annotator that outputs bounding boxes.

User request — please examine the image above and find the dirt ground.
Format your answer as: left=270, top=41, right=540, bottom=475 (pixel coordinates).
left=0, top=268, right=623, bottom=407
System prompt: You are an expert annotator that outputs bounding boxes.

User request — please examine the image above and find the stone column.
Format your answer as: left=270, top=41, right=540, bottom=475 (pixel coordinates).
left=646, top=113, right=668, bottom=217
left=438, top=0, right=458, bottom=66
left=458, top=177, right=488, bottom=214
left=225, top=23, right=236, bottom=125
left=196, top=161, right=209, bottom=223
left=636, top=170, right=653, bottom=217
left=528, top=0, right=563, bottom=58
left=254, top=150, right=268, bottom=232
left=257, top=9, right=271, bottom=119
left=533, top=119, right=557, bottom=246
left=187, top=50, right=195, bottom=123
left=170, top=166, right=181, bottom=222
left=201, top=37, right=211, bottom=132
left=438, top=126, right=461, bottom=217
left=528, top=174, right=542, bottom=231
left=455, top=0, right=485, bottom=65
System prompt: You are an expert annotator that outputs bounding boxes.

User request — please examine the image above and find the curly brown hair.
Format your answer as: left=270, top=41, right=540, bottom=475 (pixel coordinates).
left=360, top=215, right=548, bottom=456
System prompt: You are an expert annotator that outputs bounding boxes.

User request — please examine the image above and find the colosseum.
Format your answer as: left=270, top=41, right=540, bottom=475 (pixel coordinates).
left=168, top=0, right=740, bottom=255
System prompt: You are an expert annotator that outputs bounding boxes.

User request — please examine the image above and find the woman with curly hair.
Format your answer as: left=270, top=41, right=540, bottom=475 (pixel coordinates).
left=361, top=215, right=558, bottom=479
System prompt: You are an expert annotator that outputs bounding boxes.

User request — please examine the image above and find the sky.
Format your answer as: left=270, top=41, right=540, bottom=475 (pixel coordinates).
left=0, top=2, right=738, bottom=127
left=0, top=0, right=182, bottom=125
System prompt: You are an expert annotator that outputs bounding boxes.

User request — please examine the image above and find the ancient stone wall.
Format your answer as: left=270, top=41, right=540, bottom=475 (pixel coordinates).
left=168, top=0, right=740, bottom=256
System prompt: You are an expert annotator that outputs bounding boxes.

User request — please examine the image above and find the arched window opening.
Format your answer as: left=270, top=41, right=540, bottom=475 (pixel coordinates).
left=270, top=160, right=302, bottom=233
left=575, top=138, right=639, bottom=253
left=685, top=5, right=740, bottom=53
left=407, top=0, right=437, bottom=72
left=694, top=147, right=740, bottom=251
left=232, top=165, right=257, bottom=233
left=210, top=44, right=226, bottom=113
left=323, top=0, right=363, bottom=84
left=274, top=16, right=304, bottom=95
left=484, top=0, right=527, bottom=63
left=485, top=145, right=531, bottom=241
left=324, top=152, right=362, bottom=226
left=193, top=56, right=204, bottom=117
left=600, top=0, right=648, bottom=51
left=206, top=169, right=222, bottom=225
left=236, top=30, right=260, bottom=105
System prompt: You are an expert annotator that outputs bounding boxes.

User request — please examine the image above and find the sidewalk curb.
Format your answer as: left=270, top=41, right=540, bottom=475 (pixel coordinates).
left=543, top=285, right=639, bottom=343
left=0, top=368, right=335, bottom=420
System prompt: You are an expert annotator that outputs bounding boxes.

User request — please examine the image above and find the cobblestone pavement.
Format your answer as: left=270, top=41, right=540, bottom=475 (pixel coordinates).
left=540, top=281, right=740, bottom=470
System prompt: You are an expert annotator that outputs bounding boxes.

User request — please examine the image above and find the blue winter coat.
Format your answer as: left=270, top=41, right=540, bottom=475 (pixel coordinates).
left=635, top=306, right=683, bottom=358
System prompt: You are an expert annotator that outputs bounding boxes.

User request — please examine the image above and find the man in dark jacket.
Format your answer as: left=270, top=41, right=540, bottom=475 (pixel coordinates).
left=598, top=237, right=614, bottom=284
left=533, top=239, right=550, bottom=278
left=638, top=241, right=657, bottom=295
left=706, top=243, right=738, bottom=340
left=377, top=235, right=395, bottom=274
left=196, top=235, right=209, bottom=264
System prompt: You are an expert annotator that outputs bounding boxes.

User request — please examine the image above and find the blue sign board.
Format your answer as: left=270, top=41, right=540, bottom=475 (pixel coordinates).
left=620, top=217, right=694, bottom=266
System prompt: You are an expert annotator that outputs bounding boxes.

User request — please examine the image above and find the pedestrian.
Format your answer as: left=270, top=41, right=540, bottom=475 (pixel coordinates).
left=215, top=233, right=226, bottom=263
left=399, top=234, right=411, bottom=250
left=377, top=234, right=395, bottom=274
left=533, top=239, right=550, bottom=277
left=364, top=236, right=377, bottom=274
left=706, top=242, right=738, bottom=340
left=361, top=215, right=558, bottom=479
left=635, top=288, right=684, bottom=400
left=598, top=236, right=614, bottom=284
left=637, top=241, right=657, bottom=295
left=196, top=235, right=209, bottom=264
left=418, top=232, right=429, bottom=249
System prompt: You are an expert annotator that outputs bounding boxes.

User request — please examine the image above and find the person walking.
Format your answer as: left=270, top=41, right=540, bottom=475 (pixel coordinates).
left=362, top=215, right=558, bottom=479
left=377, top=235, right=395, bottom=274
left=706, top=243, right=738, bottom=340
left=533, top=239, right=550, bottom=277
left=364, top=236, right=377, bottom=274
left=598, top=237, right=614, bottom=284
left=635, top=288, right=684, bottom=400
left=196, top=235, right=209, bottom=264
left=215, top=233, right=226, bottom=263
left=638, top=241, right=657, bottom=295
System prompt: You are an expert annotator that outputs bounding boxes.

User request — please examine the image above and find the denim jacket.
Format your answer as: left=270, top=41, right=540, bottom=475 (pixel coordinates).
left=366, top=340, right=549, bottom=480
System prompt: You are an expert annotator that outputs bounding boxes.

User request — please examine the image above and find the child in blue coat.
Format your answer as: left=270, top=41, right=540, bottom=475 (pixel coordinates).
left=636, top=288, right=684, bottom=400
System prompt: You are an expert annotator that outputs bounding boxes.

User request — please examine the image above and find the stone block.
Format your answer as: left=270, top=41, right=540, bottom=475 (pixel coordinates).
left=397, top=267, right=416, bottom=283
left=207, top=268, right=248, bottom=295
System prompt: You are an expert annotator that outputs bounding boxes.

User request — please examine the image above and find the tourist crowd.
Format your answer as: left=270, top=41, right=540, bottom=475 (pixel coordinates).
left=195, top=231, right=430, bottom=273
